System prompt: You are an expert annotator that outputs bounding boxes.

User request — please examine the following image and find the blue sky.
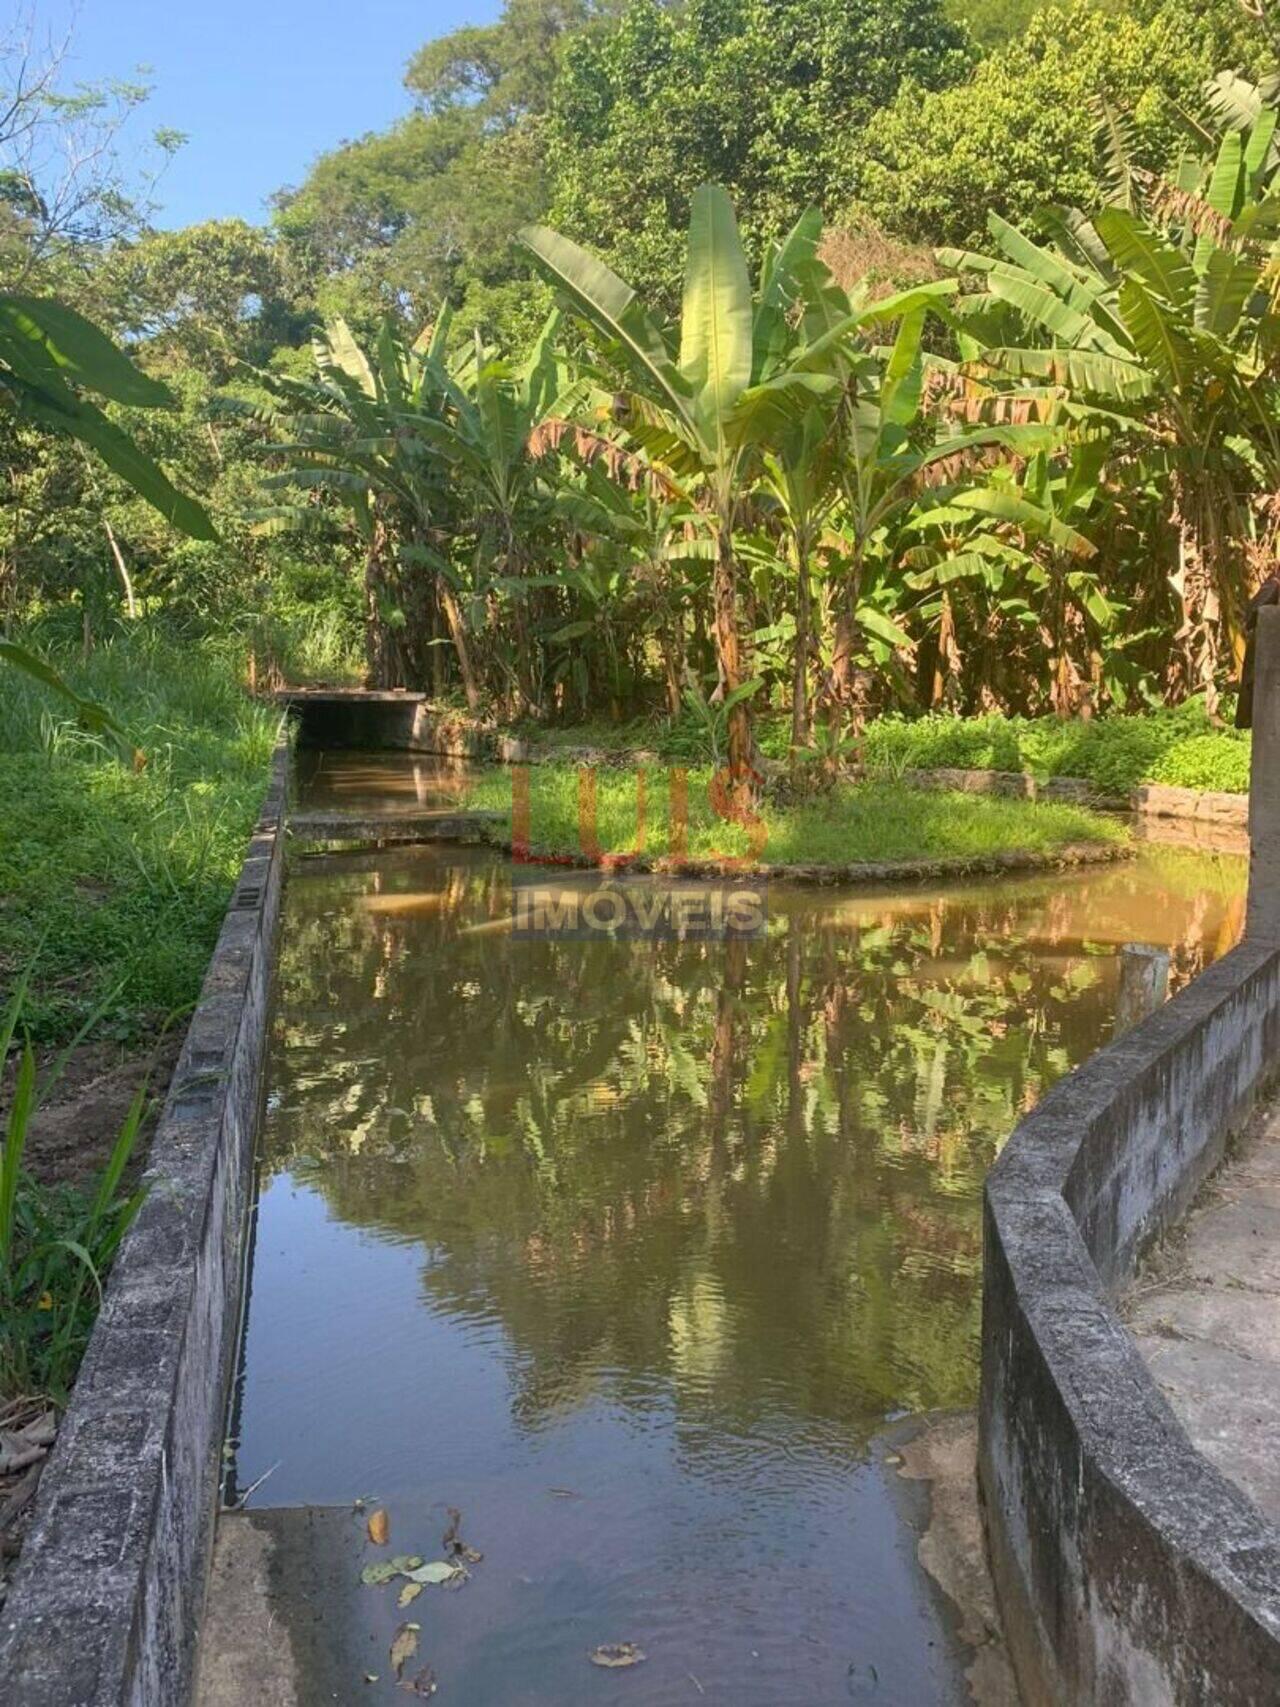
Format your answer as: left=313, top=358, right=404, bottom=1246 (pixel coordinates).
left=34, top=0, right=501, bottom=229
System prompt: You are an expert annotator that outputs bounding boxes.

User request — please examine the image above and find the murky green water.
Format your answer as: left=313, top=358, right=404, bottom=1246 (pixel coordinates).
left=229, top=755, right=1245, bottom=1704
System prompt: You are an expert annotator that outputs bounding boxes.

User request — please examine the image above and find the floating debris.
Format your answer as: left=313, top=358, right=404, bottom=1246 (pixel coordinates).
left=442, top=1507, right=483, bottom=1564
left=402, top=1559, right=468, bottom=1588
left=589, top=1643, right=646, bottom=1669
left=390, top=1621, right=420, bottom=1679
left=361, top=1556, right=423, bottom=1586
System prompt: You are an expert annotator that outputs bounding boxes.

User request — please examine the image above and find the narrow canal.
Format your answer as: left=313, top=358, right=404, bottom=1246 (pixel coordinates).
left=222, top=753, right=1246, bottom=1704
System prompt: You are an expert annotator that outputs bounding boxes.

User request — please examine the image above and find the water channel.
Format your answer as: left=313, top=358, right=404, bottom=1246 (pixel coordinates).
left=223, top=752, right=1247, bottom=1704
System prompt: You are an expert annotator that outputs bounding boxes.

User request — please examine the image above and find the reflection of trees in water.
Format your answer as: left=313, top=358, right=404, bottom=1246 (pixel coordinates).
left=261, top=847, right=1244, bottom=1445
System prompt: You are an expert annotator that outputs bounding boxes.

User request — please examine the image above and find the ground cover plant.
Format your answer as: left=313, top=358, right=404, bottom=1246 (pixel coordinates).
left=490, top=699, right=1253, bottom=795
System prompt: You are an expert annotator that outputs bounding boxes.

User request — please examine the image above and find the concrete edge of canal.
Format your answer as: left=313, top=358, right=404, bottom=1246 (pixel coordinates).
left=0, top=735, right=290, bottom=1707
left=981, top=606, right=1280, bottom=1706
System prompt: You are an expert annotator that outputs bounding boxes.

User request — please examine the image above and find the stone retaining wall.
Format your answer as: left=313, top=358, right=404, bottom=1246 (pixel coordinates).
left=982, top=937, right=1280, bottom=1704
left=0, top=739, right=289, bottom=1707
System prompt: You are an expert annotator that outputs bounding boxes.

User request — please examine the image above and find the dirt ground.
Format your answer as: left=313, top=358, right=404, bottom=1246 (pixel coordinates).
left=2, top=1032, right=181, bottom=1191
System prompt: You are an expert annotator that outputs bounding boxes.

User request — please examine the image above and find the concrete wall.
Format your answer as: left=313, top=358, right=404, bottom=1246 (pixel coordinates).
left=0, top=741, right=289, bottom=1707
left=981, top=937, right=1280, bottom=1704
left=277, top=691, right=496, bottom=757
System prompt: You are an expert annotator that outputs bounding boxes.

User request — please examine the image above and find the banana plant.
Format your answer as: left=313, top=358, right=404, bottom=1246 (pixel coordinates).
left=899, top=442, right=1112, bottom=713
left=820, top=295, right=1063, bottom=734
left=521, top=188, right=950, bottom=787
left=940, top=82, right=1280, bottom=707
left=231, top=312, right=485, bottom=698
left=413, top=313, right=567, bottom=713
left=0, top=294, right=214, bottom=542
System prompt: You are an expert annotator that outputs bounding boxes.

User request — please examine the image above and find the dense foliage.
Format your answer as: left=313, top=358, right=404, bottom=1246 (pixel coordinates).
left=6, top=0, right=1280, bottom=768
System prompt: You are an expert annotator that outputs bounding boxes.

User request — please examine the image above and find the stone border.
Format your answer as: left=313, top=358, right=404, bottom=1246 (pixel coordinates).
left=287, top=806, right=1131, bottom=887
left=901, top=767, right=1247, bottom=828
left=0, top=736, right=290, bottom=1706
left=981, top=935, right=1280, bottom=1704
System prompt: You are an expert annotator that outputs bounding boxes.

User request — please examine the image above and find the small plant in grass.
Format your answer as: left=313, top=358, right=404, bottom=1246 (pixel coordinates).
left=0, top=989, right=148, bottom=1405
left=678, top=675, right=765, bottom=772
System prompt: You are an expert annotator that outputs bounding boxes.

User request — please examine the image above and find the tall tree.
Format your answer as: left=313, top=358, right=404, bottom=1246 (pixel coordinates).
left=854, top=0, right=1269, bottom=250
left=545, top=0, right=969, bottom=305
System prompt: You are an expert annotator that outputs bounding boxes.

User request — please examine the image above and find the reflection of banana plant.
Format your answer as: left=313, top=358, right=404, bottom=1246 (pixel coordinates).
left=252, top=850, right=1235, bottom=1442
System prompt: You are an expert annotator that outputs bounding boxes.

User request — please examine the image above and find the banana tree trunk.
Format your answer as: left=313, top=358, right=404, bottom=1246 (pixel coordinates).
left=827, top=557, right=865, bottom=745
left=658, top=605, right=684, bottom=720
left=712, top=525, right=753, bottom=787
left=437, top=577, right=482, bottom=714
left=1167, top=486, right=1221, bottom=713
left=363, top=515, right=397, bottom=689
left=790, top=534, right=812, bottom=759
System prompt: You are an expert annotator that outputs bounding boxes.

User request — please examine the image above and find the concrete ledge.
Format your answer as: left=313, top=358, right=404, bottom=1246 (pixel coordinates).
left=0, top=738, right=290, bottom=1706
left=289, top=808, right=504, bottom=844
left=982, top=937, right=1280, bottom=1703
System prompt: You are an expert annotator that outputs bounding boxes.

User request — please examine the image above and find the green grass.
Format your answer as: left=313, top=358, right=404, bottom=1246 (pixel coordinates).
left=465, top=766, right=1127, bottom=867
left=499, top=701, right=1252, bottom=796
left=0, top=624, right=280, bottom=1045
left=856, top=704, right=1251, bottom=796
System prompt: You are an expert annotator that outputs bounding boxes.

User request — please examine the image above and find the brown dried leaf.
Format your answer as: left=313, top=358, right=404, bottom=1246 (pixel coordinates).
left=367, top=1508, right=389, bottom=1546
left=390, top=1622, right=420, bottom=1679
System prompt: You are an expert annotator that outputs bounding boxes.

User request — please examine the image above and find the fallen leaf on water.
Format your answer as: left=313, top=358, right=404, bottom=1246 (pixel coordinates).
left=589, top=1644, right=646, bottom=1669
left=398, top=1581, right=424, bottom=1608
left=401, top=1560, right=466, bottom=1587
left=367, top=1508, right=390, bottom=1546
left=361, top=1556, right=422, bottom=1587
left=390, top=1622, right=420, bottom=1679
left=400, top=1665, right=438, bottom=1698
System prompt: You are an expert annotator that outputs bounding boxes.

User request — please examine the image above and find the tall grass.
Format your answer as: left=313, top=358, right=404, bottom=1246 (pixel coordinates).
left=0, top=621, right=280, bottom=1043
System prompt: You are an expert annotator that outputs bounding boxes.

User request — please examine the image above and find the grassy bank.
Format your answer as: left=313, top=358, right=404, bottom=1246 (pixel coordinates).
left=498, top=701, right=1251, bottom=796
left=0, top=627, right=279, bottom=1046
left=466, top=766, right=1128, bottom=869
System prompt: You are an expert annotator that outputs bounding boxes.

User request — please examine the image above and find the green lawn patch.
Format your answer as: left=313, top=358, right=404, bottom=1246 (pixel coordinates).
left=465, top=766, right=1127, bottom=868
